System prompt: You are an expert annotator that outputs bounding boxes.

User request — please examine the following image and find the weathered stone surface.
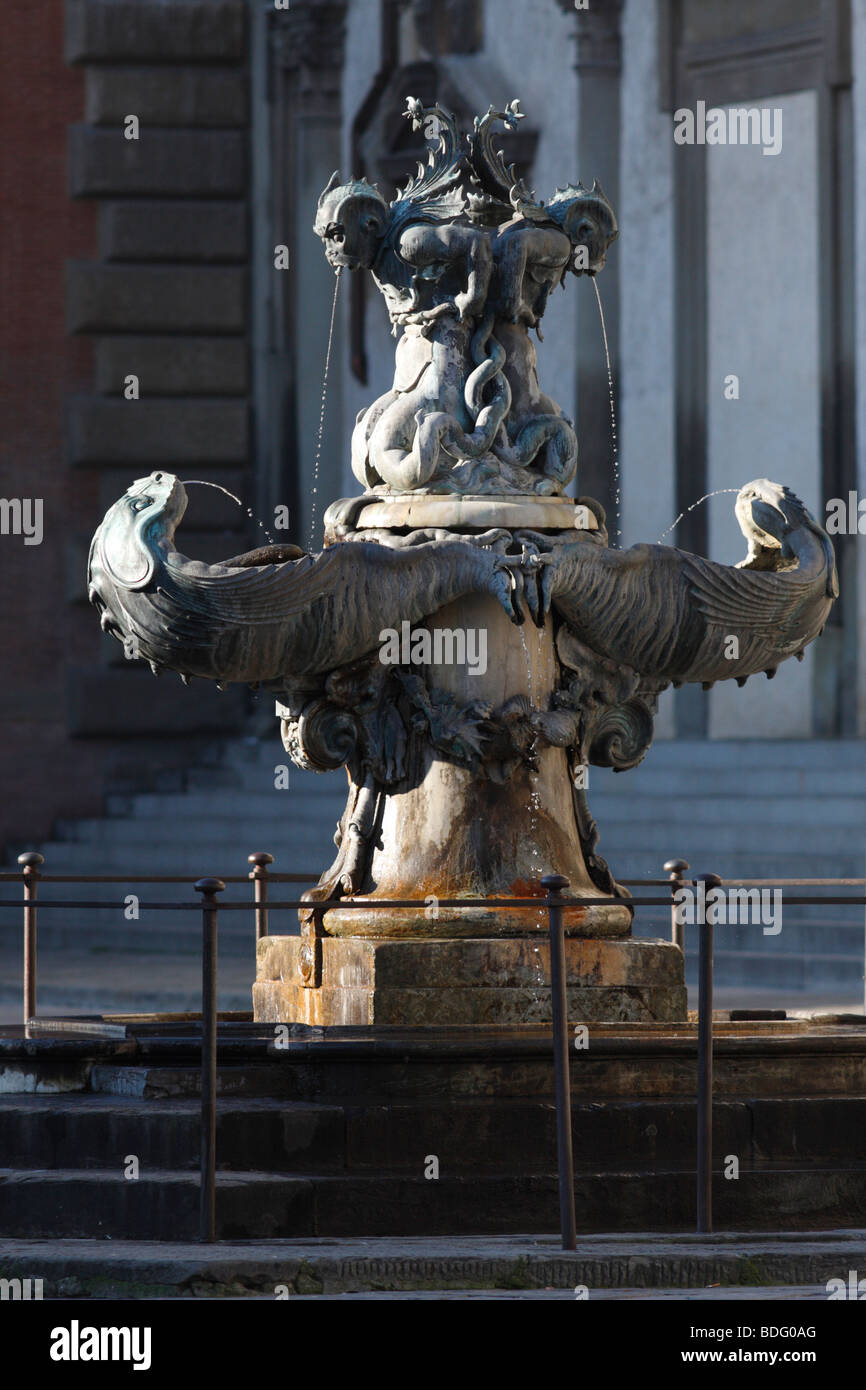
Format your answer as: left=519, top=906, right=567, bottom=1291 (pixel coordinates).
left=85, top=66, right=248, bottom=127
left=303, top=594, right=632, bottom=941
left=257, top=935, right=684, bottom=989
left=253, top=979, right=688, bottom=1027
left=0, top=1230, right=862, bottom=1297
left=254, top=936, right=687, bottom=1026
left=67, top=264, right=246, bottom=333
left=69, top=125, right=245, bottom=198
left=66, top=0, right=246, bottom=64
left=99, top=201, right=247, bottom=263
left=68, top=397, right=248, bottom=467
left=95, top=336, right=247, bottom=395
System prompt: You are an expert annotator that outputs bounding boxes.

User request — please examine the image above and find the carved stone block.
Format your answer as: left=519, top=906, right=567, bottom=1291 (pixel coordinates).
left=253, top=935, right=687, bottom=1025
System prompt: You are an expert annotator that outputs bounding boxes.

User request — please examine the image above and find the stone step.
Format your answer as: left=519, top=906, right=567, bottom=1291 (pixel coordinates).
left=29, top=845, right=326, bottom=875
left=2, top=1093, right=863, bottom=1172
left=4, top=1020, right=863, bottom=1097
left=673, top=930, right=862, bottom=960
left=592, top=766, right=866, bottom=797
left=605, top=740, right=866, bottom=769
left=0, top=977, right=253, bottom=1015
left=599, top=823, right=864, bottom=854
left=630, top=903, right=863, bottom=933
left=682, top=951, right=863, bottom=992
left=102, top=789, right=347, bottom=820
left=614, top=848, right=866, bottom=872
left=67, top=792, right=864, bottom=837
left=0, top=1164, right=863, bottom=1238
left=0, top=1231, right=859, bottom=1298
left=52, top=817, right=341, bottom=847
left=587, top=794, right=866, bottom=827
left=0, top=1096, right=345, bottom=1173
left=25, top=915, right=296, bottom=959
left=215, top=739, right=866, bottom=775
left=79, top=1037, right=866, bottom=1103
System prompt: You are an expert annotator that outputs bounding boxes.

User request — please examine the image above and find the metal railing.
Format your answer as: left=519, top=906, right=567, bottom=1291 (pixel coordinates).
left=2, top=852, right=865, bottom=1248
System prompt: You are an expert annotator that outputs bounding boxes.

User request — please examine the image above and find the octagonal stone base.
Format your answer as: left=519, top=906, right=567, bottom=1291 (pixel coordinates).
left=253, top=935, right=687, bottom=1026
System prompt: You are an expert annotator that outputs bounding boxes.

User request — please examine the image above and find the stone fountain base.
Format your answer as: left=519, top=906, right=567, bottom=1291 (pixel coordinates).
left=252, top=934, right=686, bottom=1026
left=257, top=487, right=687, bottom=1028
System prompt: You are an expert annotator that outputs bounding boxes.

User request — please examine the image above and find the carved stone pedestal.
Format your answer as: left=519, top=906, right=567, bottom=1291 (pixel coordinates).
left=253, top=934, right=687, bottom=1026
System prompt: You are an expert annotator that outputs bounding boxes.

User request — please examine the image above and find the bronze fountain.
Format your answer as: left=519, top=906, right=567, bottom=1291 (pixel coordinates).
left=87, top=98, right=837, bottom=1026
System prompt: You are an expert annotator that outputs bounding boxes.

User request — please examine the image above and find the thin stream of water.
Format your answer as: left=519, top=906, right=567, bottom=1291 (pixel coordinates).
left=309, top=267, right=343, bottom=550
left=181, top=480, right=275, bottom=545
left=656, top=489, right=740, bottom=544
left=518, top=624, right=547, bottom=1011
left=592, top=278, right=620, bottom=546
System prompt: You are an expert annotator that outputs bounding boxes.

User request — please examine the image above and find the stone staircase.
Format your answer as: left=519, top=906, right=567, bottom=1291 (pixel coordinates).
left=5, top=735, right=866, bottom=996
left=12, top=737, right=348, bottom=959
left=1, top=1019, right=865, bottom=1239
left=590, top=740, right=866, bottom=996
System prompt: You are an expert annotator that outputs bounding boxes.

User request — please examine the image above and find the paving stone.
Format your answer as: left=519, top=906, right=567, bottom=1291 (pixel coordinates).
left=69, top=125, right=245, bottom=199
left=99, top=200, right=247, bottom=263
left=66, top=0, right=246, bottom=64
left=86, top=66, right=248, bottom=127
left=66, top=264, right=246, bottom=334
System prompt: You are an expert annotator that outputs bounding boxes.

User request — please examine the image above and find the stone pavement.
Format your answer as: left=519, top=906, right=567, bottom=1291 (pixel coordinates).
left=0, top=1231, right=863, bottom=1299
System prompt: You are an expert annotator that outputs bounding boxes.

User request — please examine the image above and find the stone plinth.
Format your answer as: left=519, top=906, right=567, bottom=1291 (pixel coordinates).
left=253, top=934, right=687, bottom=1026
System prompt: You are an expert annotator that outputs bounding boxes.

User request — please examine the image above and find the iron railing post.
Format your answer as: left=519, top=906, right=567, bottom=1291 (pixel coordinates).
left=195, top=876, right=224, bottom=1243
left=541, top=872, right=577, bottom=1252
left=18, top=852, right=43, bottom=1026
left=248, top=852, right=274, bottom=942
left=664, top=858, right=689, bottom=953
left=696, top=871, right=720, bottom=1234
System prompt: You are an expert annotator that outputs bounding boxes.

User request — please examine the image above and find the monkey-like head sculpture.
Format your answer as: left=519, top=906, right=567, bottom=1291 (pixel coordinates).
left=313, top=172, right=390, bottom=271
left=547, top=180, right=618, bottom=276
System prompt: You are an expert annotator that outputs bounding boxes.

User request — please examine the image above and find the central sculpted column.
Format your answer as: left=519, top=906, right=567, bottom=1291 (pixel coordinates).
left=252, top=96, right=685, bottom=1025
